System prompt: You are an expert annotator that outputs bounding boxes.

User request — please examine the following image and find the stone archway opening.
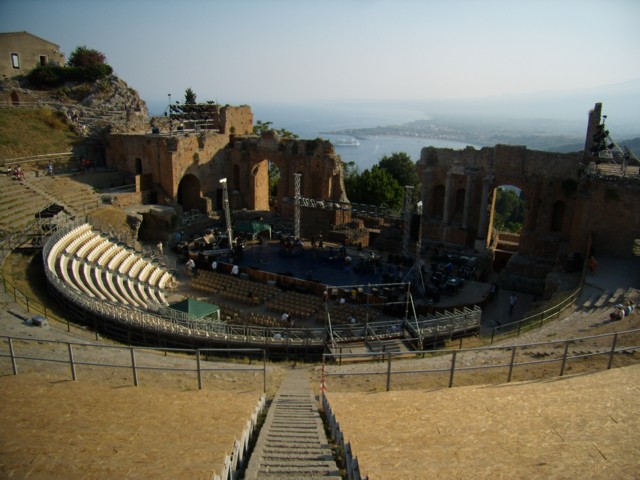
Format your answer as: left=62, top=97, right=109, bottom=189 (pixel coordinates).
left=268, top=161, right=281, bottom=209
left=490, top=184, right=526, bottom=271
left=177, top=174, right=202, bottom=213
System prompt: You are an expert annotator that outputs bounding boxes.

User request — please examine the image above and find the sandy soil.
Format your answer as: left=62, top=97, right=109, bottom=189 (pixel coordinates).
left=0, top=375, right=261, bottom=480
left=326, top=364, right=640, bottom=479
left=0, top=301, right=287, bottom=480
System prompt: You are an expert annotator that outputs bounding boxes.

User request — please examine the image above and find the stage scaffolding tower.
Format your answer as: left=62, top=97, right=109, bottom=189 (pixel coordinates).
left=220, top=178, right=233, bottom=247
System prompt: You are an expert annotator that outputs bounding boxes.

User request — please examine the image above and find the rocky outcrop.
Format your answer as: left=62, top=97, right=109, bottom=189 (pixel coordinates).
left=64, top=75, right=148, bottom=135
left=0, top=74, right=149, bottom=136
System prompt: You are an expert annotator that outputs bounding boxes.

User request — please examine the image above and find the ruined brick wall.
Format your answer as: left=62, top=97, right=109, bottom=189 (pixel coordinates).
left=584, top=179, right=640, bottom=257
left=106, top=131, right=229, bottom=205
left=226, top=132, right=348, bottom=218
left=417, top=143, right=640, bottom=264
left=220, top=105, right=253, bottom=135
left=106, top=107, right=349, bottom=228
left=418, top=145, right=583, bottom=259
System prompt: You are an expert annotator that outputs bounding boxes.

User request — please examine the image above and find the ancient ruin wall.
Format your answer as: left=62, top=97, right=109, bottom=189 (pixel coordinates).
left=107, top=112, right=349, bottom=228
left=585, top=179, right=640, bottom=257
left=418, top=142, right=639, bottom=263
left=226, top=133, right=348, bottom=215
left=417, top=145, right=585, bottom=259
left=220, top=105, right=253, bottom=135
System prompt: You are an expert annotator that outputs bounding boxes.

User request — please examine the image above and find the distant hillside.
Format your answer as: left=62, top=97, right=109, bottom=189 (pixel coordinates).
left=0, top=108, right=79, bottom=162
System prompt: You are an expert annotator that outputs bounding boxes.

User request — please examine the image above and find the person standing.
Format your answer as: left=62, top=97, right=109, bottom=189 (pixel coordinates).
left=211, top=259, right=217, bottom=272
left=509, top=293, right=518, bottom=316
left=185, top=258, right=195, bottom=276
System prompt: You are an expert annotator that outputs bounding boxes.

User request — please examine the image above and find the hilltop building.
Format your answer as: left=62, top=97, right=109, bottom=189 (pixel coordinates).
left=0, top=31, right=65, bottom=81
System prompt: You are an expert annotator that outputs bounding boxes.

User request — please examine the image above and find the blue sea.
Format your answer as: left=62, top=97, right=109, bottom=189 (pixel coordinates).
left=250, top=101, right=477, bottom=171
left=148, top=100, right=477, bottom=171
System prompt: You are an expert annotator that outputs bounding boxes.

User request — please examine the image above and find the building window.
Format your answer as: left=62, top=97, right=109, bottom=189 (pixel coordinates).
left=39, top=55, right=47, bottom=67
left=11, top=53, right=20, bottom=69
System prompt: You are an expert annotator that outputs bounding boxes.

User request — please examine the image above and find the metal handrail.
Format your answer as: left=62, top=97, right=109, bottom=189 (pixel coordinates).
left=322, top=327, right=640, bottom=391
left=0, top=335, right=267, bottom=391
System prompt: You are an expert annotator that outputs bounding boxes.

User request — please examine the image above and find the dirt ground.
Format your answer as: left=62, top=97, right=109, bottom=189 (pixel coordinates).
left=325, top=364, right=640, bottom=480
left=0, top=301, right=288, bottom=480
left=0, top=375, right=262, bottom=480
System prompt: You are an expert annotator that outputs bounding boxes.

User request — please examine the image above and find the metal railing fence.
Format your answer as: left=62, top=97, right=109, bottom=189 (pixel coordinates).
left=487, top=286, right=582, bottom=343
left=322, top=327, right=640, bottom=392
left=0, top=335, right=267, bottom=392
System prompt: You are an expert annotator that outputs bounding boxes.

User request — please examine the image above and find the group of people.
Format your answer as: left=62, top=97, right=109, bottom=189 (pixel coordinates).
left=609, top=301, right=635, bottom=321
left=80, top=157, right=92, bottom=171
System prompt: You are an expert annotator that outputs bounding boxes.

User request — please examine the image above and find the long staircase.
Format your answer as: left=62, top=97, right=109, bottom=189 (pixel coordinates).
left=243, top=368, right=340, bottom=479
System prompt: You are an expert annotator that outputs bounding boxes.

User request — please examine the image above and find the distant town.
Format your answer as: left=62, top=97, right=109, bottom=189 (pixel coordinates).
left=329, top=115, right=640, bottom=155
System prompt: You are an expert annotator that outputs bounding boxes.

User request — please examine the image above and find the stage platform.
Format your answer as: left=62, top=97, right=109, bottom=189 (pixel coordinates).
left=231, top=242, right=493, bottom=310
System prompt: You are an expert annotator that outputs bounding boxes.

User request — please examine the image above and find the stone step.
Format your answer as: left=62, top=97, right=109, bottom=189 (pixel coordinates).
left=243, top=368, right=340, bottom=480
left=593, top=290, right=611, bottom=308
left=608, top=287, right=630, bottom=305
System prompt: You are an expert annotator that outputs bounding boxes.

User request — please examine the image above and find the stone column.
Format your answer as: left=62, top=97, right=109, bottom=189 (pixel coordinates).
left=462, top=173, right=474, bottom=229
left=475, top=174, right=494, bottom=249
left=442, top=171, right=453, bottom=225
left=421, top=167, right=432, bottom=224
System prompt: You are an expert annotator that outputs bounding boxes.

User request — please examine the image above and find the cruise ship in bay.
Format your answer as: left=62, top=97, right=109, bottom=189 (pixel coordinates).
left=333, top=137, right=360, bottom=147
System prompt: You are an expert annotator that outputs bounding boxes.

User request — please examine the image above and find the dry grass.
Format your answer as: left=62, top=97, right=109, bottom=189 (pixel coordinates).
left=0, top=108, right=78, bottom=161
left=88, top=205, right=131, bottom=234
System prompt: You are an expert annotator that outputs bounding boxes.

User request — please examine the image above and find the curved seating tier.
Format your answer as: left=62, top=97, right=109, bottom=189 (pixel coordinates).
left=46, top=223, right=176, bottom=310
left=327, top=303, right=382, bottom=325
left=265, top=290, right=324, bottom=320
left=191, top=271, right=280, bottom=306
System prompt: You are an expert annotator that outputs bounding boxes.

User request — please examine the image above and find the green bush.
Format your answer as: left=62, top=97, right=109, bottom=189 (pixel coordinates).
left=27, top=64, right=113, bottom=88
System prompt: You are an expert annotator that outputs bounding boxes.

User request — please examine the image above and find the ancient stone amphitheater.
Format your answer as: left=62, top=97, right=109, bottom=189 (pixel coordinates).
left=1, top=166, right=639, bottom=479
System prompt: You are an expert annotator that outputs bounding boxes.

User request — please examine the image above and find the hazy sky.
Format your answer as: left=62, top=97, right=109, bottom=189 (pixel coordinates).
left=1, top=0, right=639, bottom=111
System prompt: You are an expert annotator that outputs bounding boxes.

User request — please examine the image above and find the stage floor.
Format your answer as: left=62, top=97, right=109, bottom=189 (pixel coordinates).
left=238, top=243, right=384, bottom=287
left=235, top=243, right=492, bottom=308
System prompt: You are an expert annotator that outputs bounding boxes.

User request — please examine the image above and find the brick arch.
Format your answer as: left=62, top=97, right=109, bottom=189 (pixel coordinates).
left=177, top=174, right=202, bottom=212
left=241, top=138, right=347, bottom=218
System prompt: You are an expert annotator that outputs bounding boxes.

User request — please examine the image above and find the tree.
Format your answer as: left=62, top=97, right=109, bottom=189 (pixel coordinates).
left=253, top=120, right=299, bottom=139
left=494, top=187, right=524, bottom=233
left=342, top=161, right=360, bottom=197
left=348, top=165, right=405, bottom=210
left=184, top=87, right=197, bottom=104
left=67, top=46, right=107, bottom=67
left=378, top=152, right=419, bottom=188
left=253, top=120, right=273, bottom=135
left=268, top=162, right=280, bottom=196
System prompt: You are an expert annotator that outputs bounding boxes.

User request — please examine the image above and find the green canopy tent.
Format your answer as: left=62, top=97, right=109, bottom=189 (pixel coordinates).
left=169, top=297, right=220, bottom=323
left=235, top=221, right=272, bottom=240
